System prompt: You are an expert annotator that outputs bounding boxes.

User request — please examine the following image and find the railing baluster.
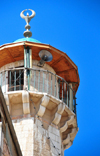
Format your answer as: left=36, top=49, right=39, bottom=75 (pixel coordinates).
left=72, top=88, right=73, bottom=111
left=67, top=84, right=68, bottom=106
left=38, top=70, right=40, bottom=91
left=54, top=75, right=56, bottom=97
left=27, top=51, right=29, bottom=68
left=73, top=84, right=76, bottom=114
left=14, top=70, right=16, bottom=91
left=34, top=70, right=36, bottom=91
left=58, top=78, right=60, bottom=99
left=69, top=86, right=70, bottom=108
left=62, top=80, right=63, bottom=101
left=9, top=71, right=11, bottom=91
left=0, top=72, right=2, bottom=91
left=5, top=71, right=6, bottom=92
left=51, top=73, right=52, bottom=95
left=75, top=97, right=76, bottom=114
left=47, top=71, right=49, bottom=94
left=64, top=82, right=66, bottom=103
left=27, top=70, right=30, bottom=90
left=0, top=73, right=1, bottom=86
left=43, top=71, right=44, bottom=92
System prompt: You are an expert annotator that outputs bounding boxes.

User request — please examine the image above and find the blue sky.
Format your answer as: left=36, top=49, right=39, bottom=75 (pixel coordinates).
left=0, top=0, right=100, bottom=155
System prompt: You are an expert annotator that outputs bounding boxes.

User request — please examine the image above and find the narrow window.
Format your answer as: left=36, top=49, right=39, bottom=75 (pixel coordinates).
left=8, top=67, right=24, bottom=91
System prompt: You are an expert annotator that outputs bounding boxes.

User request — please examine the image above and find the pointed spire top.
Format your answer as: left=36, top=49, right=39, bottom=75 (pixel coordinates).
left=20, top=9, right=36, bottom=38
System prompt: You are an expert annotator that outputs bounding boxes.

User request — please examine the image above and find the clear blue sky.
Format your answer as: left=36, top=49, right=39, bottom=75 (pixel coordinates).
left=0, top=0, right=100, bottom=156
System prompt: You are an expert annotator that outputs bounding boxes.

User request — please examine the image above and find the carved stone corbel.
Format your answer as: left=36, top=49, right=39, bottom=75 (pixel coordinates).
left=63, top=127, right=78, bottom=149
left=64, top=141, right=73, bottom=150
left=63, top=134, right=70, bottom=145
left=60, top=115, right=74, bottom=133
left=37, top=95, right=50, bottom=117
left=60, top=121, right=68, bottom=133
left=52, top=103, right=65, bottom=125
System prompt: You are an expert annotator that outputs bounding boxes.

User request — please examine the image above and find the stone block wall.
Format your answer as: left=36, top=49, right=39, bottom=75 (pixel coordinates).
left=13, top=117, right=63, bottom=156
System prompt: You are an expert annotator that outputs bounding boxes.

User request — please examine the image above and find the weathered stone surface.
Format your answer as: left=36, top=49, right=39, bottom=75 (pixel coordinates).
left=13, top=117, right=63, bottom=156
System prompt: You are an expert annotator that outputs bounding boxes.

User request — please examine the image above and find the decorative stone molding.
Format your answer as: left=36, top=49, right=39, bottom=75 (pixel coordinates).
left=67, top=115, right=74, bottom=125
left=52, top=103, right=65, bottom=125
left=60, top=115, right=74, bottom=133
left=63, top=127, right=78, bottom=149
left=37, top=95, right=50, bottom=117
left=60, top=121, right=68, bottom=133
left=70, top=127, right=78, bottom=137
left=64, top=141, right=73, bottom=149
left=22, top=91, right=30, bottom=114
left=63, top=134, right=70, bottom=145
left=57, top=103, right=65, bottom=114
left=37, top=105, right=46, bottom=117
left=52, top=113, right=61, bottom=125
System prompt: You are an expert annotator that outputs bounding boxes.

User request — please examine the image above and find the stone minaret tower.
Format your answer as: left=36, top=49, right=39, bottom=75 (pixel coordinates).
left=0, top=9, right=80, bottom=156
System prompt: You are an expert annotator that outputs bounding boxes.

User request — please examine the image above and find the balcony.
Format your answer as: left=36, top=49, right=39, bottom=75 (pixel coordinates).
left=0, top=67, right=77, bottom=114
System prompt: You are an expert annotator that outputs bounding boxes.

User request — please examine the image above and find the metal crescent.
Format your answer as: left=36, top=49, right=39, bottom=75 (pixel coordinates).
left=28, top=9, right=36, bottom=18
left=20, top=9, right=27, bottom=19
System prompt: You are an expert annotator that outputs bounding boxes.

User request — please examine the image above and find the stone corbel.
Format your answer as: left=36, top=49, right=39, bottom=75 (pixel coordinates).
left=63, top=134, right=70, bottom=145
left=70, top=127, right=78, bottom=139
left=67, top=115, right=74, bottom=125
left=37, top=95, right=50, bottom=117
left=63, top=127, right=78, bottom=149
left=52, top=103, right=65, bottom=125
left=52, top=113, right=61, bottom=125
left=22, top=91, right=30, bottom=114
left=60, top=115, right=74, bottom=133
left=64, top=141, right=73, bottom=150
left=60, top=121, right=68, bottom=133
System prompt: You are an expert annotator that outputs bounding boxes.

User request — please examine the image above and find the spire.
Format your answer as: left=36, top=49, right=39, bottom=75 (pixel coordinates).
left=20, top=9, right=36, bottom=38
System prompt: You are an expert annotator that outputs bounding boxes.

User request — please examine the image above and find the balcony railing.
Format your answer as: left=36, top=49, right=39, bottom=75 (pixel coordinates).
left=0, top=67, right=76, bottom=114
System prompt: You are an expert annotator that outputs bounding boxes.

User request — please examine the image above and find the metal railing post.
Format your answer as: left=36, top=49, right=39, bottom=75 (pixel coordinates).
left=58, top=78, right=60, bottom=99
left=54, top=75, right=56, bottom=97
left=62, top=80, right=63, bottom=101
left=5, top=71, right=6, bottom=93
left=38, top=70, right=40, bottom=92
left=24, top=68, right=27, bottom=90
left=14, top=70, right=16, bottom=91
left=43, top=71, right=44, bottom=92
left=34, top=70, right=36, bottom=91
left=47, top=71, right=49, bottom=94
left=51, top=73, right=52, bottom=95
left=27, top=69, right=30, bottom=90
left=67, top=84, right=68, bottom=106
left=9, top=71, right=11, bottom=91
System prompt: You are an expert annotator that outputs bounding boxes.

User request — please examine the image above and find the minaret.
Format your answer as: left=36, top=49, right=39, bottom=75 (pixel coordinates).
left=0, top=9, right=80, bottom=156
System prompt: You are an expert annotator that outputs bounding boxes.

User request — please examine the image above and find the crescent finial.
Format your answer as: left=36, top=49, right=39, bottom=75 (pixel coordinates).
left=20, top=9, right=27, bottom=19
left=28, top=9, right=36, bottom=19
left=20, top=9, right=36, bottom=38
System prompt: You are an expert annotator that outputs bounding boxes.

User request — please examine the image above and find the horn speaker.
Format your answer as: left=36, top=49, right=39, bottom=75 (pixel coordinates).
left=38, top=50, right=53, bottom=67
